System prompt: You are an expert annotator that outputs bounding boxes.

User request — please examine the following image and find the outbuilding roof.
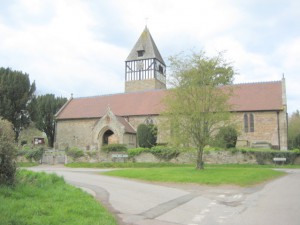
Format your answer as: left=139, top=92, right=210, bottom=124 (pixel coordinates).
left=56, top=80, right=284, bottom=120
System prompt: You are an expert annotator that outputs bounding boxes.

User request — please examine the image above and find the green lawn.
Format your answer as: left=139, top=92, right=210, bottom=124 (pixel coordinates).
left=66, top=162, right=300, bottom=169
left=66, top=162, right=192, bottom=168
left=103, top=166, right=286, bottom=186
left=0, top=170, right=117, bottom=225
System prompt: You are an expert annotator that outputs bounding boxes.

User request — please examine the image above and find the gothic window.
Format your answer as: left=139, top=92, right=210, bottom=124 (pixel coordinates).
left=145, top=117, right=153, bottom=125
left=244, top=113, right=254, bottom=133
left=244, top=114, right=248, bottom=132
left=250, top=113, right=254, bottom=132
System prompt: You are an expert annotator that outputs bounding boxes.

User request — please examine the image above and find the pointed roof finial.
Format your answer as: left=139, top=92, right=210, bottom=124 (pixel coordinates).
left=282, top=73, right=285, bottom=79
left=145, top=17, right=148, bottom=28
left=106, top=103, right=111, bottom=112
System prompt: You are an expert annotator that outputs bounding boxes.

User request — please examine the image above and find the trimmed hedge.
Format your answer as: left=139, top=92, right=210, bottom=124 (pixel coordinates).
left=127, top=147, right=150, bottom=157
left=65, top=147, right=84, bottom=159
left=150, top=146, right=181, bottom=161
left=101, top=144, right=127, bottom=152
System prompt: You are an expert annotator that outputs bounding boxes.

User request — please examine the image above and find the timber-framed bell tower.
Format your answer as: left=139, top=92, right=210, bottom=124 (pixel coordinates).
left=125, top=26, right=166, bottom=93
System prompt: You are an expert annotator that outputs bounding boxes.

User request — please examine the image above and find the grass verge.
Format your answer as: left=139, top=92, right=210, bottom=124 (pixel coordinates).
left=103, top=166, right=286, bottom=186
left=0, top=170, right=117, bottom=225
left=17, top=162, right=39, bottom=167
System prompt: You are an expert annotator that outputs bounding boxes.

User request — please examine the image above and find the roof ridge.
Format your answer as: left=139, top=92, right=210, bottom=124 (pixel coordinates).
left=72, top=89, right=166, bottom=100
left=233, top=80, right=281, bottom=86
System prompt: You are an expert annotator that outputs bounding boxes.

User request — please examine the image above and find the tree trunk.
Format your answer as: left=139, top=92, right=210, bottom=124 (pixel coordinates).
left=196, top=146, right=204, bottom=169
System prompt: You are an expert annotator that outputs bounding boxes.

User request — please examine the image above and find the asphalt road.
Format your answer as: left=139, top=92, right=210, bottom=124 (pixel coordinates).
left=28, top=166, right=300, bottom=225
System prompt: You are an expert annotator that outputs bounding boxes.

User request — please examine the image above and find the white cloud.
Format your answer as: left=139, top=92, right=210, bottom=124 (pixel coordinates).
left=0, top=0, right=299, bottom=113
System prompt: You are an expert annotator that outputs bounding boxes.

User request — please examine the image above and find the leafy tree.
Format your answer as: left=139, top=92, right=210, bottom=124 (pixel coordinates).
left=214, top=126, right=238, bottom=149
left=0, top=67, right=36, bottom=141
left=137, top=124, right=157, bottom=148
left=0, top=119, right=17, bottom=185
left=33, top=94, right=67, bottom=148
left=162, top=51, right=235, bottom=169
left=288, top=110, right=300, bottom=149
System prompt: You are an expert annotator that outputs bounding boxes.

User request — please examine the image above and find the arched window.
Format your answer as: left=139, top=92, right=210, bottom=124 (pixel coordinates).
left=244, top=114, right=248, bottom=132
left=250, top=113, right=254, bottom=132
left=145, top=117, right=153, bottom=125
left=244, top=113, right=255, bottom=133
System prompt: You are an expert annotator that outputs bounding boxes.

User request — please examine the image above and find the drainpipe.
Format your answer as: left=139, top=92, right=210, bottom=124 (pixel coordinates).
left=277, top=111, right=281, bottom=150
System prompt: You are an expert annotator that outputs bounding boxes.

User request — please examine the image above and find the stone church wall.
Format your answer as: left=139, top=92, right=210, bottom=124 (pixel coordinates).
left=55, top=110, right=287, bottom=152
left=232, top=111, right=287, bottom=149
left=55, top=118, right=98, bottom=151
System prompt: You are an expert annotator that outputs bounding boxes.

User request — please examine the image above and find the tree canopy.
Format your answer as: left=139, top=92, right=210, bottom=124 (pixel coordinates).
left=162, top=51, right=235, bottom=169
left=288, top=110, right=300, bottom=149
left=0, top=67, right=36, bottom=141
left=33, top=94, right=67, bottom=147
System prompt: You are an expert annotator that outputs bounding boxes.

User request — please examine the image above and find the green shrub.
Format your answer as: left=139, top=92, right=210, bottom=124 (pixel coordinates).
left=86, top=150, right=97, bottom=157
left=215, top=126, right=238, bottom=149
left=137, top=124, right=157, bottom=148
left=101, top=144, right=127, bottom=152
left=150, top=146, right=180, bottom=161
left=0, top=119, right=17, bottom=185
left=25, top=147, right=44, bottom=162
left=127, top=147, right=150, bottom=157
left=66, top=147, right=84, bottom=159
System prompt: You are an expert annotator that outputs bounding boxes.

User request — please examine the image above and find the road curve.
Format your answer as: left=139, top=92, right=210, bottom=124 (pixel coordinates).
left=28, top=166, right=300, bottom=225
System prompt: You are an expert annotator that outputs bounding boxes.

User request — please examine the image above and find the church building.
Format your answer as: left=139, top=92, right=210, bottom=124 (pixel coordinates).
left=54, top=27, right=288, bottom=151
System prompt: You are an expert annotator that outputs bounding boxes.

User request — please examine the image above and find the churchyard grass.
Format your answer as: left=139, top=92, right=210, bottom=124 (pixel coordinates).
left=66, top=162, right=192, bottom=168
left=66, top=162, right=300, bottom=169
left=0, top=170, right=117, bottom=225
left=103, top=166, right=286, bottom=186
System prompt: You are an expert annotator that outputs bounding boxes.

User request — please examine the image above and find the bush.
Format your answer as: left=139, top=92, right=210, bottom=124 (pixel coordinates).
left=65, top=147, right=84, bottom=159
left=127, top=147, right=150, bottom=157
left=25, top=147, right=44, bottom=162
left=101, top=144, right=127, bottom=152
left=150, top=146, right=180, bottom=161
left=0, top=119, right=17, bottom=185
left=137, top=124, right=157, bottom=148
left=215, top=126, right=238, bottom=149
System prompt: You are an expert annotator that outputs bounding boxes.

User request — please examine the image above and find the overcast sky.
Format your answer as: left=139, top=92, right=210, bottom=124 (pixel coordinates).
left=0, top=0, right=299, bottom=113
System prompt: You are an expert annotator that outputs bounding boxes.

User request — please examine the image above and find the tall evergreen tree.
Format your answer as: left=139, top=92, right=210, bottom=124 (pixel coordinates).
left=137, top=123, right=158, bottom=148
left=34, top=94, right=67, bottom=148
left=0, top=67, right=36, bottom=141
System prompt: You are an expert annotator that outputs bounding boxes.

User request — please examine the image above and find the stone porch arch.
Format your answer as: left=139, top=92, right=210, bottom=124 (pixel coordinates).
left=97, top=125, right=122, bottom=148
left=92, top=108, right=126, bottom=151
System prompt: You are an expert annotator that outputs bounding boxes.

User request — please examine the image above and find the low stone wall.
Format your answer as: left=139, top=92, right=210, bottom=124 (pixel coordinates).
left=131, top=151, right=258, bottom=164
left=20, top=149, right=300, bottom=165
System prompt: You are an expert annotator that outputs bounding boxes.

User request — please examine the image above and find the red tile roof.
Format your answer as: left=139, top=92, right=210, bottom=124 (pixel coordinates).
left=229, top=81, right=283, bottom=111
left=56, top=81, right=283, bottom=120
